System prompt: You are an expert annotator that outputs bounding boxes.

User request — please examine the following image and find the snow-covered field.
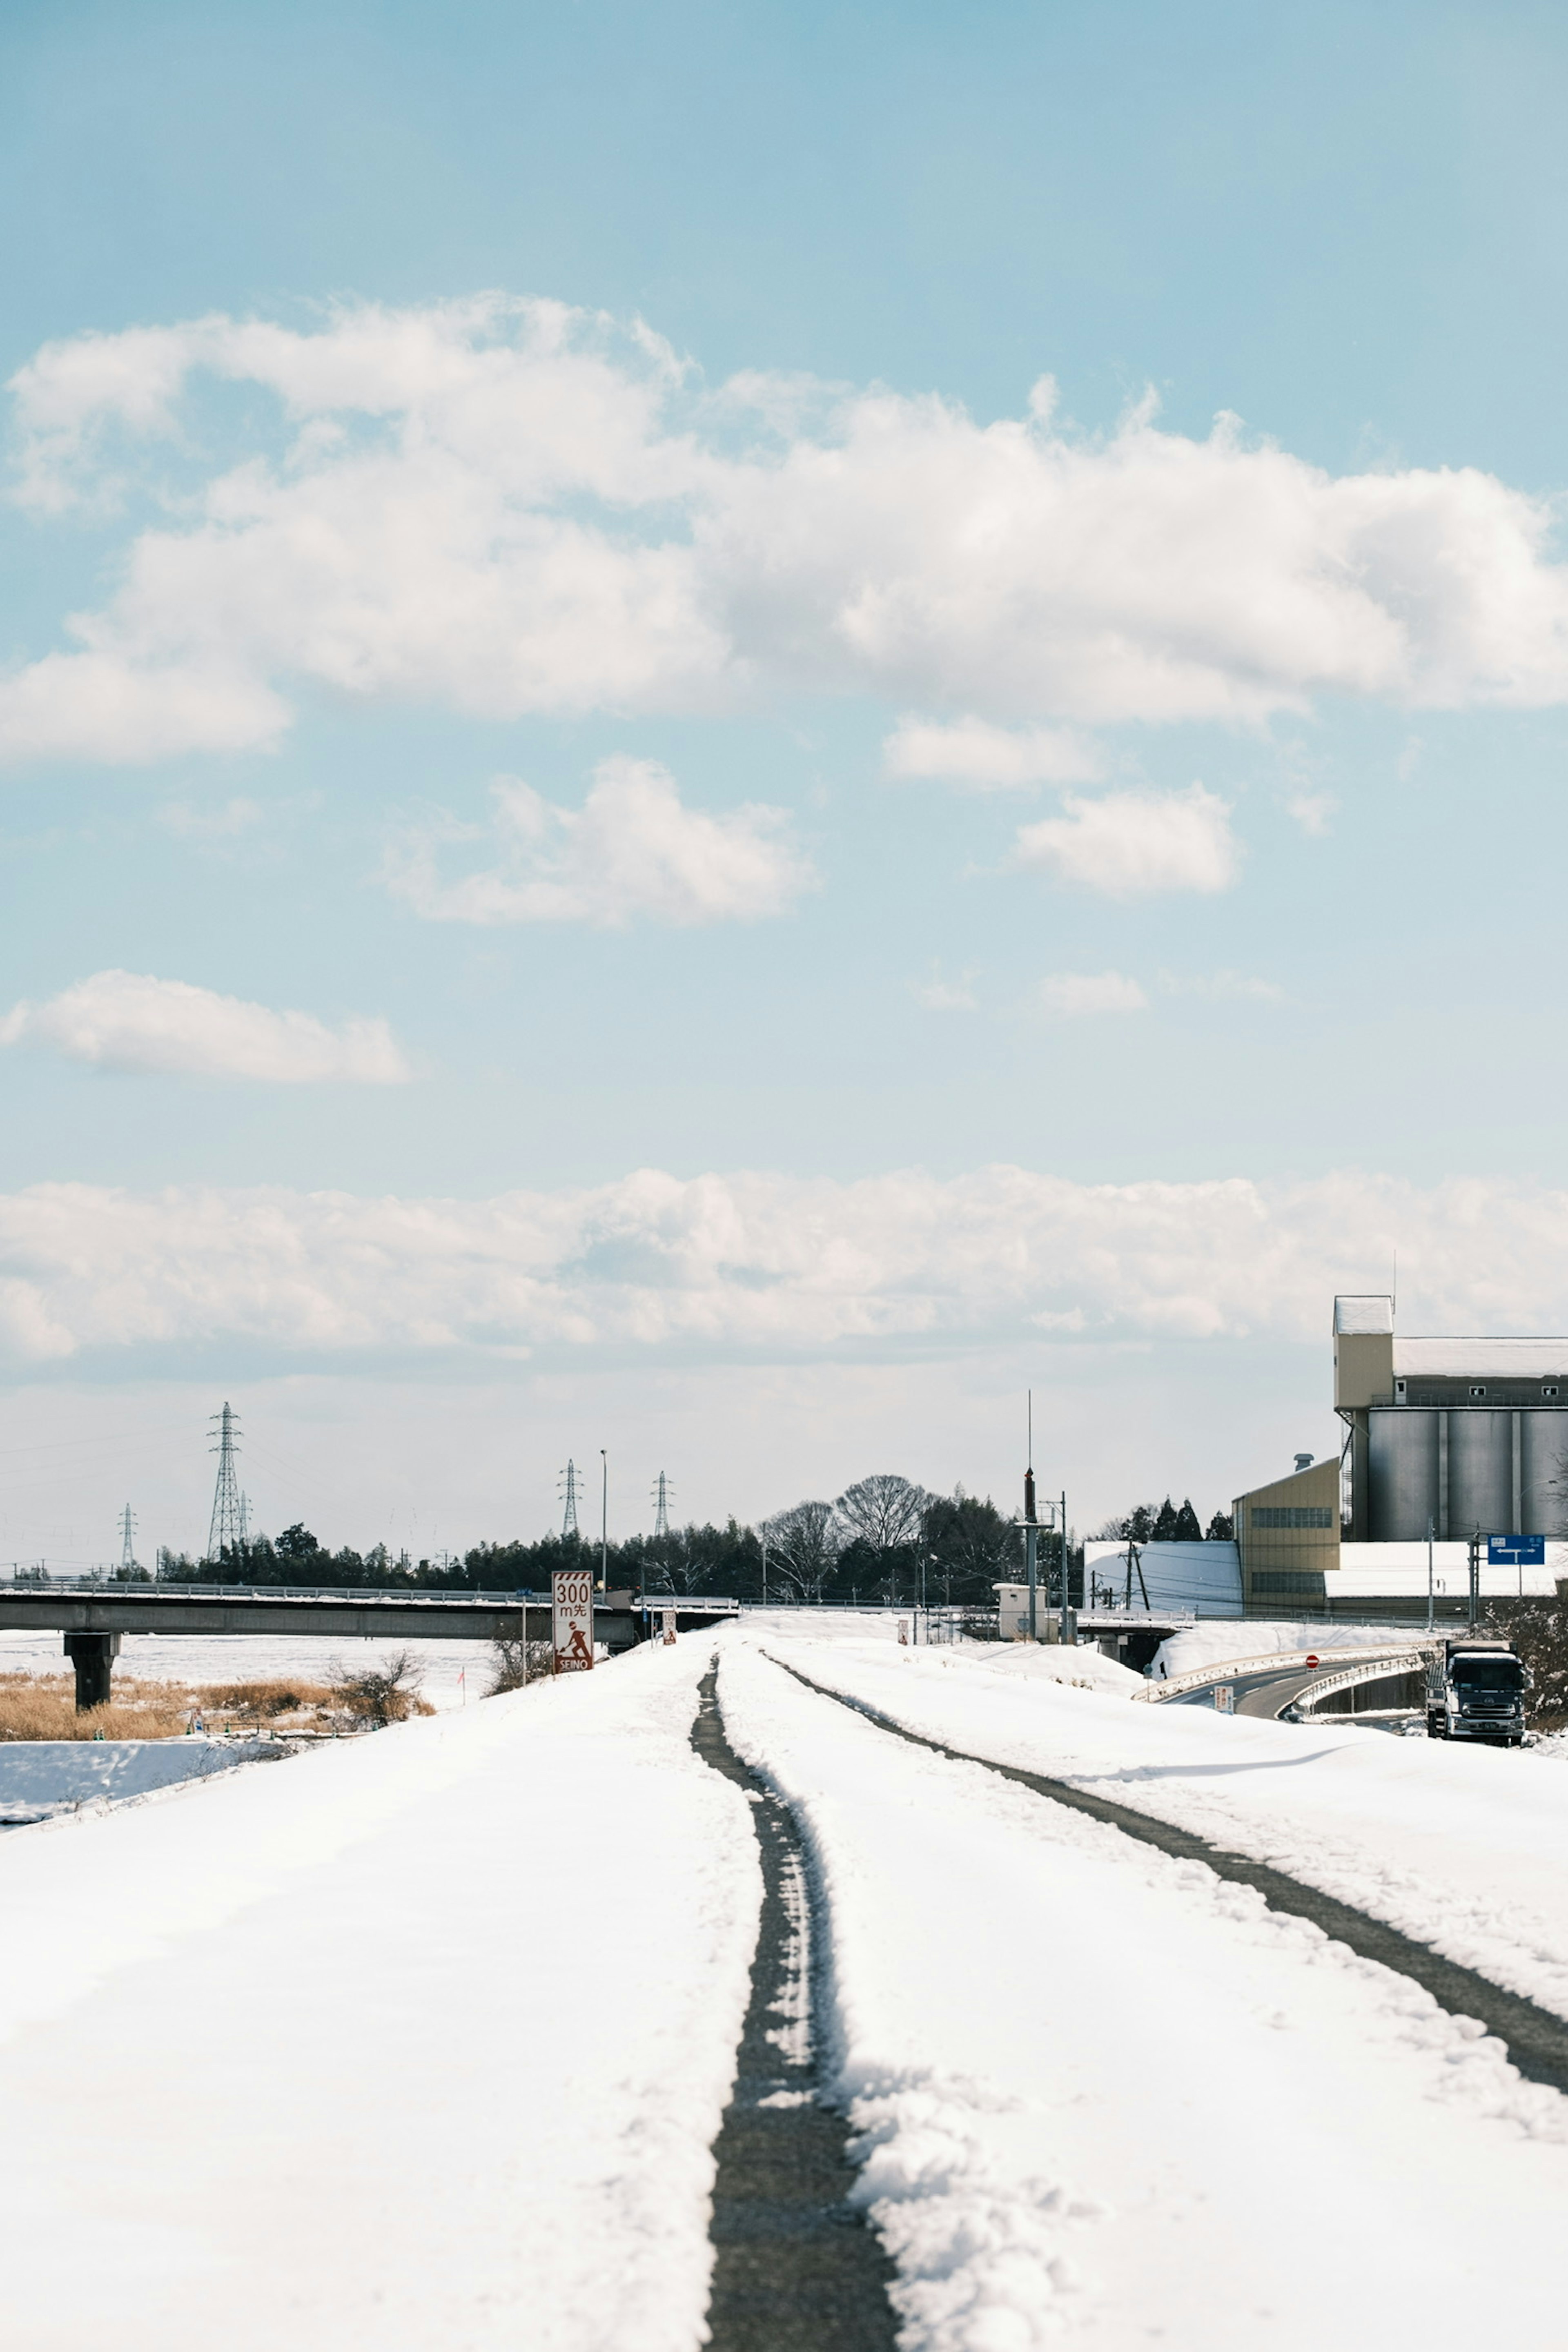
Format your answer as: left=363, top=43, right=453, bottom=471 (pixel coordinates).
left=6, top=1615, right=1568, bottom=2348
left=0, top=1625, right=497, bottom=1707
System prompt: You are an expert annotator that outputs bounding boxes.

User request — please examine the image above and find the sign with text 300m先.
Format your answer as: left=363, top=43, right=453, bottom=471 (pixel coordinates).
left=552, top=1567, right=595, bottom=1673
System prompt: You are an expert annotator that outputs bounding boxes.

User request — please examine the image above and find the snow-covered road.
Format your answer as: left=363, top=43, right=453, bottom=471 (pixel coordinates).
left=0, top=1642, right=757, bottom=2352
left=7, top=1621, right=1568, bottom=2348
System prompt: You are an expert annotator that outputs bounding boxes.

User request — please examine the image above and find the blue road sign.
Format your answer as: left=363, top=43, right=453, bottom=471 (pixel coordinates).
left=1488, top=1535, right=1546, bottom=1568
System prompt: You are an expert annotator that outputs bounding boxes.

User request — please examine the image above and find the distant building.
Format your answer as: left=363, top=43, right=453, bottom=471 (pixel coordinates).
left=1229, top=1294, right=1568, bottom=1619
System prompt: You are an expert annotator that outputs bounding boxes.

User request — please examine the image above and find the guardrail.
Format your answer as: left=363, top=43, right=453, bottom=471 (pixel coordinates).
left=1134, top=1642, right=1441, bottom=1703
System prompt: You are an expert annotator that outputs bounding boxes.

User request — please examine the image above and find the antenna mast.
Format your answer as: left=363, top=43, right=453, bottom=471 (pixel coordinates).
left=559, top=1458, right=581, bottom=1538
left=207, top=1403, right=244, bottom=1563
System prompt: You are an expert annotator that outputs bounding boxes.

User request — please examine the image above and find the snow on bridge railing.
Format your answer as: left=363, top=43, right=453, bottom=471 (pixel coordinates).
left=1136, top=1642, right=1441, bottom=1703
left=1288, top=1652, right=1433, bottom=1713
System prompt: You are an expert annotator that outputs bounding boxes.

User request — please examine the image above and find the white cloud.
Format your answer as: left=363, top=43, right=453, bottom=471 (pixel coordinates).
left=1034, top=971, right=1149, bottom=1018
left=0, top=971, right=412, bottom=1083
left=383, top=756, right=812, bottom=928
left=6, top=297, right=1568, bottom=763
left=1157, top=970, right=1284, bottom=1002
left=912, top=963, right=978, bottom=1010
left=0, top=1163, right=1559, bottom=1365
left=882, top=715, right=1102, bottom=790
left=1012, top=784, right=1238, bottom=897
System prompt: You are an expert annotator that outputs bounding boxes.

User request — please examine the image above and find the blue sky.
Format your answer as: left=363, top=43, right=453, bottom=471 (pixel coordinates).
left=3, top=0, right=1568, bottom=1562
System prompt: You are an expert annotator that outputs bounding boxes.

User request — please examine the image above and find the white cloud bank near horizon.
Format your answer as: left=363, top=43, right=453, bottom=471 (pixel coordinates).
left=383, top=755, right=812, bottom=927
left=0, top=971, right=411, bottom=1083
left=0, top=1163, right=1558, bottom=1366
left=6, top=296, right=1568, bottom=764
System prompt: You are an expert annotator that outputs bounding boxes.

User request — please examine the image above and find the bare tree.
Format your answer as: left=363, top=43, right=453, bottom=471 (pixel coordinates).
left=327, top=1648, right=430, bottom=1726
left=487, top=1638, right=554, bottom=1693
left=761, top=1501, right=845, bottom=1602
left=835, top=1474, right=931, bottom=1555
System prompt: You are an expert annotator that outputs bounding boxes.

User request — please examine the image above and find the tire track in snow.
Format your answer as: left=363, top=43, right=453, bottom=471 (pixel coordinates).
left=691, top=1663, right=898, bottom=2351
left=774, top=1656, right=1568, bottom=2100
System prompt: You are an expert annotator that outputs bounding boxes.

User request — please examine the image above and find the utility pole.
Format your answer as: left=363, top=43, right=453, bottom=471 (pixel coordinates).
left=118, top=1504, right=137, bottom=1577
left=1468, top=1527, right=1480, bottom=1632
left=559, top=1459, right=580, bottom=1539
left=206, top=1403, right=243, bottom=1564
left=1060, top=1488, right=1071, bottom=1645
left=652, top=1471, right=673, bottom=1538
left=1427, top=1515, right=1435, bottom=1635
left=599, top=1448, right=608, bottom=1591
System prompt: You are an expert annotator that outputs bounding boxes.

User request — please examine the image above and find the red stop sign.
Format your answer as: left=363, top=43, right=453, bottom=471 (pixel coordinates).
left=1304, top=1653, right=1320, bottom=1668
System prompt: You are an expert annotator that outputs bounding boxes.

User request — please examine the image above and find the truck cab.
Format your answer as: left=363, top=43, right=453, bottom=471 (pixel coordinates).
left=1426, top=1639, right=1529, bottom=1747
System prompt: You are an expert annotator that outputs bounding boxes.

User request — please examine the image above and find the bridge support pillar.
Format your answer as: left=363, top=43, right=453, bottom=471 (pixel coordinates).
left=64, top=1632, right=120, bottom=1712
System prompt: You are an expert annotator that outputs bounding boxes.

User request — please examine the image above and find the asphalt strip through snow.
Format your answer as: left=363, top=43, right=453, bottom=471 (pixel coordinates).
left=771, top=1654, right=1568, bottom=2102
left=691, top=1663, right=899, bottom=2352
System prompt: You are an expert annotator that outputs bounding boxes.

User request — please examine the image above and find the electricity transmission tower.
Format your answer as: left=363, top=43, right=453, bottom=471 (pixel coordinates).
left=119, top=1504, right=138, bottom=1575
left=207, top=1403, right=244, bottom=1562
left=559, top=1458, right=581, bottom=1538
left=652, top=1471, right=674, bottom=1537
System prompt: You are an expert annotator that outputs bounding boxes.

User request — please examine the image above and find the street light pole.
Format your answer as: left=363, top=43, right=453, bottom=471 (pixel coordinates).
left=1060, top=1488, right=1071, bottom=1645
left=1025, top=1390, right=1038, bottom=1642
left=599, top=1449, right=608, bottom=1592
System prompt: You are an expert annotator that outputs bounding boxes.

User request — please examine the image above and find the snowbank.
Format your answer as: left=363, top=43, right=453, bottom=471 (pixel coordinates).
left=949, top=1637, right=1144, bottom=1695
left=0, top=1643, right=758, bottom=2351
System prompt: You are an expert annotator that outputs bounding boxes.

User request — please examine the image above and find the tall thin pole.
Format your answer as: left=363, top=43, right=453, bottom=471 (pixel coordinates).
left=599, top=1449, right=608, bottom=1591
left=1060, top=1489, right=1070, bottom=1645
left=1024, top=1389, right=1038, bottom=1642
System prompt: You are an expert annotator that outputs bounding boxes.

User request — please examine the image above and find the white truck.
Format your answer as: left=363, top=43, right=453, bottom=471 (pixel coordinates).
left=1425, top=1637, right=1530, bottom=1746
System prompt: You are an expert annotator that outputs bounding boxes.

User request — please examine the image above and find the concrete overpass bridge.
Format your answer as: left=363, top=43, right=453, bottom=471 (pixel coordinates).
left=0, top=1584, right=741, bottom=1707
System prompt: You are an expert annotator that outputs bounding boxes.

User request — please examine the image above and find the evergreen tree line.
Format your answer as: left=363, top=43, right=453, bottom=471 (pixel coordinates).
left=154, top=1474, right=1236, bottom=1608
left=1094, top=1496, right=1234, bottom=1544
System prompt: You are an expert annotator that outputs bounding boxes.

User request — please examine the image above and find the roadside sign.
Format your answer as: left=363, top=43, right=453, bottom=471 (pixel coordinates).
left=1488, top=1535, right=1546, bottom=1568
left=661, top=1607, right=677, bottom=1646
left=898, top=1618, right=910, bottom=1646
left=552, top=1567, right=595, bottom=1673
left=1214, top=1684, right=1235, bottom=1713
left=1304, top=1653, right=1320, bottom=1669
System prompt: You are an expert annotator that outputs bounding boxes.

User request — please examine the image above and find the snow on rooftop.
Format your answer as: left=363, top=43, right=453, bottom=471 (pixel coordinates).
left=1334, top=1294, right=1393, bottom=1335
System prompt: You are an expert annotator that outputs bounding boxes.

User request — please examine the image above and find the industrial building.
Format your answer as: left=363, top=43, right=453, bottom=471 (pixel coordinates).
left=1229, top=1295, right=1568, bottom=1620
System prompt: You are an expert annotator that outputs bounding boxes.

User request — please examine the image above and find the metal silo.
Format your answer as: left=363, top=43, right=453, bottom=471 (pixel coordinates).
left=1368, top=1410, right=1438, bottom=1540
left=1521, top=1412, right=1568, bottom=1535
left=1448, top=1411, right=1513, bottom=1537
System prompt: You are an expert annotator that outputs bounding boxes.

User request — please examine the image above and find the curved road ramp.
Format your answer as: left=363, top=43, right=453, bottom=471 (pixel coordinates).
left=1140, top=1640, right=1437, bottom=1720
left=6, top=1627, right=1568, bottom=2347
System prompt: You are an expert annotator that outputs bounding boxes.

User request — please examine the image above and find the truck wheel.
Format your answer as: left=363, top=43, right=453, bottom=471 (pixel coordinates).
left=1427, top=1712, right=1445, bottom=1739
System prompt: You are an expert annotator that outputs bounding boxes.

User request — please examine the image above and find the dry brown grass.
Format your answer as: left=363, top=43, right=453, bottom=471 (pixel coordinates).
left=0, top=1669, right=388, bottom=1742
